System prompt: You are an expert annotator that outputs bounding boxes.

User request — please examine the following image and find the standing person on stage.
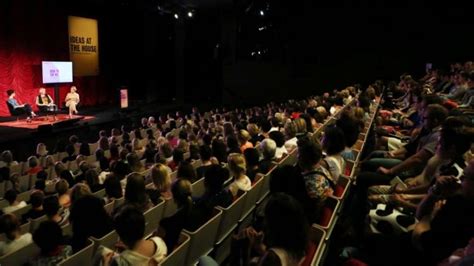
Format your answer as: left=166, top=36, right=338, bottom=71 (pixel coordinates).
left=65, top=86, right=80, bottom=118
left=6, top=89, right=36, bottom=121
left=36, top=88, right=57, bottom=118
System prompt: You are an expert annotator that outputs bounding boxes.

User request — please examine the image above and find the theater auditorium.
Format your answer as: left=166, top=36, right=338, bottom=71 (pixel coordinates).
left=0, top=1, right=473, bottom=265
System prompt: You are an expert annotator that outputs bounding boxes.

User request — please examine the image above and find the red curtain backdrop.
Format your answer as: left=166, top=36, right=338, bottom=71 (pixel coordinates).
left=0, top=0, right=110, bottom=117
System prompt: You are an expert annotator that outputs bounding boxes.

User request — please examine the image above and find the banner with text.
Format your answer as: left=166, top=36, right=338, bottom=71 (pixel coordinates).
left=68, top=16, right=99, bottom=76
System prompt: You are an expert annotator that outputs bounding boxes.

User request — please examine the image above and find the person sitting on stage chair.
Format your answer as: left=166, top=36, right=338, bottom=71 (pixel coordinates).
left=6, top=89, right=36, bottom=122
left=36, top=87, right=57, bottom=120
left=65, top=86, right=80, bottom=119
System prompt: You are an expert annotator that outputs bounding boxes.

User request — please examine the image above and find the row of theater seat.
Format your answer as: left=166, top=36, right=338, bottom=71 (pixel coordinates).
left=0, top=94, right=380, bottom=266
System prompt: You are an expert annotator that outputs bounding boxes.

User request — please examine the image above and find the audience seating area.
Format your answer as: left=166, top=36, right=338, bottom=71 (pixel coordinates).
left=0, top=61, right=473, bottom=266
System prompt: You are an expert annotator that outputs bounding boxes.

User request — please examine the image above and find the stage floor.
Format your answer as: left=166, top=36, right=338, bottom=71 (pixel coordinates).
left=0, top=114, right=95, bottom=129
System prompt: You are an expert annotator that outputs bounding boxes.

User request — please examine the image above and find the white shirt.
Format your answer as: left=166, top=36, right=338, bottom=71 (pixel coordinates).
left=229, top=175, right=252, bottom=196
left=3, top=201, right=27, bottom=214
left=0, top=233, right=32, bottom=256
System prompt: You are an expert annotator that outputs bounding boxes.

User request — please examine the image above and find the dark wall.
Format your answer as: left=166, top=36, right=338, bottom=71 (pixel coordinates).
left=222, top=5, right=474, bottom=104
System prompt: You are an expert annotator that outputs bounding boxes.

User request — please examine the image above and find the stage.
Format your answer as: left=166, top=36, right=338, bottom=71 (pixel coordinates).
left=0, top=114, right=95, bottom=130
left=0, top=101, right=186, bottom=161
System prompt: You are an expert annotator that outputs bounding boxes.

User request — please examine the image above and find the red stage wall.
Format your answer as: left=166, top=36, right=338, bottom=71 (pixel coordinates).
left=0, top=0, right=110, bottom=117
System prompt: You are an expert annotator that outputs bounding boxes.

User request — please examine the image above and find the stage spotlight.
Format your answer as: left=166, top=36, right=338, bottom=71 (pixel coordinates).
left=174, top=13, right=179, bottom=19
left=187, top=11, right=193, bottom=18
left=259, top=10, right=265, bottom=16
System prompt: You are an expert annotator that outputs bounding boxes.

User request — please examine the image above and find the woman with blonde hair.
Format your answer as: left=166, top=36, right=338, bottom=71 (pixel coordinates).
left=146, top=163, right=172, bottom=204
left=227, top=153, right=252, bottom=197
left=65, top=86, right=80, bottom=118
left=36, top=143, right=49, bottom=158
left=238, top=129, right=254, bottom=153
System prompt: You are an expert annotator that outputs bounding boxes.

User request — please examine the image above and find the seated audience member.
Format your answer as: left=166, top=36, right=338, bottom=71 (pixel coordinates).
left=236, top=193, right=309, bottom=265
left=321, top=125, right=346, bottom=182
left=258, top=138, right=277, bottom=174
left=361, top=160, right=474, bottom=265
left=96, top=149, right=110, bottom=172
left=78, top=142, right=90, bottom=156
left=247, top=123, right=262, bottom=146
left=123, top=173, right=153, bottom=212
left=59, top=167, right=75, bottom=187
left=25, top=156, right=42, bottom=175
left=100, top=206, right=167, bottom=265
left=70, top=183, right=92, bottom=205
left=126, top=152, right=145, bottom=173
left=56, top=179, right=71, bottom=208
left=0, top=214, right=33, bottom=255
left=244, top=148, right=261, bottom=182
left=212, top=139, right=228, bottom=164
left=29, top=221, right=72, bottom=265
left=195, top=165, right=233, bottom=217
left=269, top=130, right=288, bottom=160
left=336, top=111, right=361, bottom=161
left=36, top=143, right=49, bottom=158
left=146, top=164, right=172, bottom=204
left=283, top=121, right=298, bottom=152
left=43, top=196, right=69, bottom=227
left=22, top=190, right=46, bottom=222
left=227, top=136, right=241, bottom=154
left=269, top=165, right=320, bottom=223
left=0, top=150, right=18, bottom=169
left=227, top=153, right=252, bottom=197
left=61, top=145, right=76, bottom=163
left=159, top=179, right=197, bottom=251
left=74, top=161, right=90, bottom=184
left=168, top=149, right=184, bottom=171
left=69, top=195, right=113, bottom=252
left=103, top=175, right=124, bottom=204
left=297, top=136, right=334, bottom=205
left=2, top=190, right=27, bottom=214
left=196, top=145, right=213, bottom=179
left=177, top=161, right=198, bottom=183
left=85, top=169, right=104, bottom=193
left=238, top=130, right=254, bottom=153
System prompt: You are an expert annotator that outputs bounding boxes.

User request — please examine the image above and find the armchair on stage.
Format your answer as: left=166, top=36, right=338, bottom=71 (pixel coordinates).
left=37, top=104, right=58, bottom=121
left=6, top=101, right=28, bottom=121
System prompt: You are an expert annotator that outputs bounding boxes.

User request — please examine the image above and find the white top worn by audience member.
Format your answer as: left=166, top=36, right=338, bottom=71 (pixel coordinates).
left=0, top=233, right=33, bottom=256
left=275, top=146, right=288, bottom=160
left=323, top=155, right=345, bottom=183
left=95, top=237, right=167, bottom=266
left=2, top=201, right=27, bottom=214
left=284, top=137, right=298, bottom=153
left=229, top=175, right=252, bottom=196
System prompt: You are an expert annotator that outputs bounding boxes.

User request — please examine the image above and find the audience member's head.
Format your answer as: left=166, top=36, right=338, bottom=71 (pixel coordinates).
left=259, top=138, right=277, bottom=160
left=151, top=163, right=171, bottom=193
left=228, top=153, right=247, bottom=177
left=33, top=220, right=65, bottom=255
left=297, top=136, right=323, bottom=171
left=177, top=161, right=197, bottom=182
left=0, top=214, right=21, bottom=241
left=55, top=179, right=69, bottom=196
left=264, top=193, right=309, bottom=262
left=104, top=175, right=123, bottom=199
left=204, top=165, right=229, bottom=195
left=113, top=206, right=145, bottom=249
left=124, top=173, right=149, bottom=211
left=321, top=126, right=346, bottom=156
left=171, top=179, right=192, bottom=210
left=70, top=183, right=92, bottom=204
